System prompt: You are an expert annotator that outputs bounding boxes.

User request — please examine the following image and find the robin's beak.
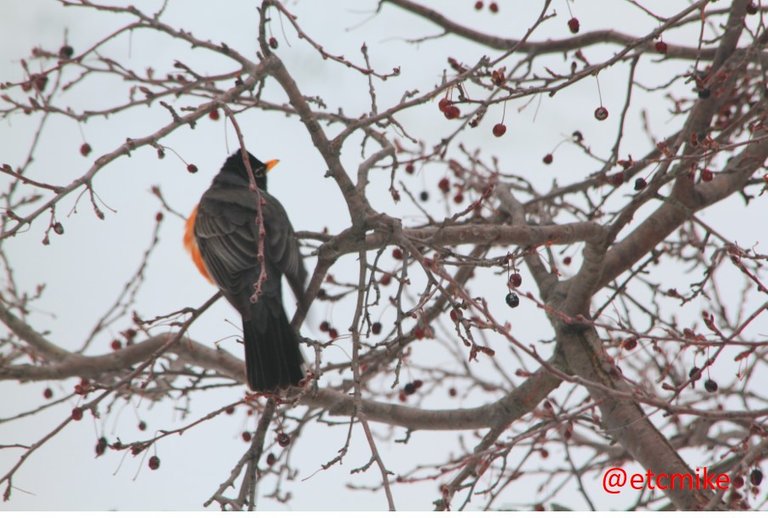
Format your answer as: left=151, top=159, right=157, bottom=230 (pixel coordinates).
left=265, top=159, right=280, bottom=172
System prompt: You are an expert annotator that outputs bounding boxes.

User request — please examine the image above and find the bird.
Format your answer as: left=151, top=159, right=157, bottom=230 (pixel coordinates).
left=183, top=149, right=307, bottom=391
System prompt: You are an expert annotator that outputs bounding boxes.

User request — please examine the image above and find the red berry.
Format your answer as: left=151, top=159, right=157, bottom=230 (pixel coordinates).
left=43, top=388, right=53, bottom=399
left=148, top=455, right=160, bottom=470
left=438, top=177, right=451, bottom=193
left=438, top=98, right=451, bottom=112
left=208, top=109, right=220, bottom=120
left=633, top=178, right=647, bottom=191
left=138, top=420, right=147, bottom=431
left=268, top=37, right=278, bottom=49
left=449, top=309, right=459, bottom=321
left=80, top=143, right=92, bottom=156
left=319, top=321, right=330, bottom=332
left=492, top=123, right=507, bottom=137
left=225, top=406, right=236, bottom=415
left=542, top=153, right=553, bottom=164
left=371, top=322, right=382, bottom=335
left=266, top=453, right=276, bottom=466
left=398, top=392, right=407, bottom=402
left=655, top=41, right=668, bottom=54
left=277, top=432, right=291, bottom=447
left=155, top=212, right=164, bottom=223
left=71, top=407, right=84, bottom=421
left=563, top=256, right=572, bottom=265
left=609, top=172, right=624, bottom=186
left=594, top=106, right=609, bottom=121
left=380, top=273, right=392, bottom=286
left=414, top=326, right=425, bottom=340
left=474, top=0, right=483, bottom=9
left=489, top=2, right=498, bottom=13
left=242, top=431, right=252, bottom=442
left=448, top=387, right=457, bottom=397
left=444, top=105, right=460, bottom=119
left=689, top=366, right=702, bottom=381
left=392, top=248, right=404, bottom=260
left=413, top=379, right=423, bottom=389
left=405, top=163, right=415, bottom=174
left=734, top=476, right=745, bottom=489
left=568, top=17, right=580, bottom=34
left=329, top=328, right=339, bottom=339
left=622, top=337, right=638, bottom=351
left=453, top=192, right=464, bottom=204
left=700, top=168, right=713, bottom=182
left=111, top=339, right=122, bottom=351
left=509, top=273, right=522, bottom=287
left=187, top=163, right=198, bottom=173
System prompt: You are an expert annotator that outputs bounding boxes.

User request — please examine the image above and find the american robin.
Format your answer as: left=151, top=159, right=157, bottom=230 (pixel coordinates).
left=183, top=149, right=307, bottom=391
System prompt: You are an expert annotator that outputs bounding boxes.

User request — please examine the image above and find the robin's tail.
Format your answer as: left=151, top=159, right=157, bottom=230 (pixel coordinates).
left=242, top=300, right=304, bottom=392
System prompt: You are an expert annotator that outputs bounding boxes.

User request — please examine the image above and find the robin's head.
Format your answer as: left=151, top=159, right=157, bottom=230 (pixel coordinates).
left=221, top=149, right=279, bottom=190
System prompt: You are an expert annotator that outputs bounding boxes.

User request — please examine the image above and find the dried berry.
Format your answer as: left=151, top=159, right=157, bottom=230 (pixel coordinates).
left=567, top=17, right=580, bottom=34
left=148, top=455, right=161, bottom=470
left=371, top=322, right=382, bottom=335
left=80, top=143, right=92, bottom=157
left=634, top=178, right=647, bottom=191
left=751, top=468, right=763, bottom=486
left=492, top=123, right=507, bottom=137
left=594, top=106, right=609, bottom=121
left=277, top=432, right=291, bottom=447
left=542, top=153, right=553, bottom=165
left=242, top=431, right=252, bottom=442
left=59, top=45, right=74, bottom=59
left=655, top=41, right=668, bottom=54
left=509, top=273, right=522, bottom=287
left=71, top=407, right=84, bottom=421
left=187, top=163, right=198, bottom=173
left=95, top=437, right=108, bottom=457
left=704, top=379, right=718, bottom=393
left=43, top=387, right=53, bottom=399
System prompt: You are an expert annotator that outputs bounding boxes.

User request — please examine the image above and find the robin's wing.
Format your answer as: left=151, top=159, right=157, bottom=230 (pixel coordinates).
left=195, top=187, right=306, bottom=304
left=261, top=192, right=308, bottom=305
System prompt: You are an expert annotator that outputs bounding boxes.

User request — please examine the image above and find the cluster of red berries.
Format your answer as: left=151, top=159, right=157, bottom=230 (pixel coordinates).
left=397, top=379, right=424, bottom=402
left=319, top=320, right=339, bottom=340
left=74, top=378, right=92, bottom=396
left=474, top=1, right=498, bottom=12
left=435, top=176, right=466, bottom=204
left=438, top=97, right=460, bottom=120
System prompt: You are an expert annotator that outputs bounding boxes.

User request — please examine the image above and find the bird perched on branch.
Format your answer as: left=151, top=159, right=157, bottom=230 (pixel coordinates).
left=184, top=149, right=307, bottom=391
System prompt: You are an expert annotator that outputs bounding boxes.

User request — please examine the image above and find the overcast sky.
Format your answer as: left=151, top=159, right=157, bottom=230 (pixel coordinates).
left=1, top=1, right=765, bottom=511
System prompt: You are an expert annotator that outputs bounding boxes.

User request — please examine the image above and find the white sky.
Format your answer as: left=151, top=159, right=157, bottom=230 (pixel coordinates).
left=1, top=0, right=765, bottom=511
